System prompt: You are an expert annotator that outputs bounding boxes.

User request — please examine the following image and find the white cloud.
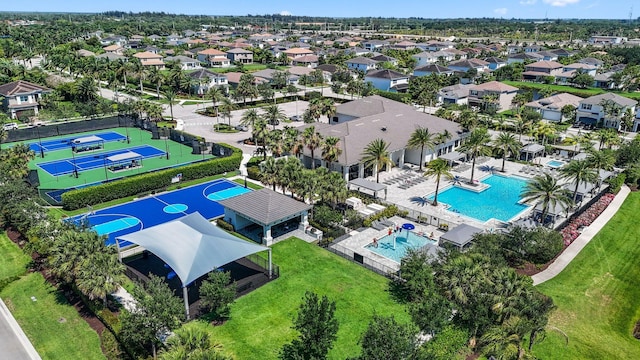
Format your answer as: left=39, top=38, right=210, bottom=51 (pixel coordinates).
left=280, top=10, right=292, bottom=16
left=520, top=0, right=537, bottom=5
left=494, top=7, right=508, bottom=15
left=542, top=0, right=580, bottom=6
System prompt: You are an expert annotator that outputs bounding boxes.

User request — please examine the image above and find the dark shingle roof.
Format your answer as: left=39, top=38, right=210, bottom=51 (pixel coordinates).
left=218, top=189, right=312, bottom=226
left=365, top=69, right=407, bottom=80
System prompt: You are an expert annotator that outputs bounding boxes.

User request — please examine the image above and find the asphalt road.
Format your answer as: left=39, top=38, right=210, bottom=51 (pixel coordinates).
left=0, top=299, right=41, bottom=360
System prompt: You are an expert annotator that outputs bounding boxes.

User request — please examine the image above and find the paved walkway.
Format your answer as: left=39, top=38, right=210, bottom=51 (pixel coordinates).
left=0, top=298, right=41, bottom=360
left=532, top=185, right=631, bottom=285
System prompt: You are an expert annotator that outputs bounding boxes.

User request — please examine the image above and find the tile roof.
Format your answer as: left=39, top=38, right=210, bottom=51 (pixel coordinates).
left=0, top=80, right=51, bottom=96
left=580, top=93, right=637, bottom=107
left=471, top=81, right=518, bottom=93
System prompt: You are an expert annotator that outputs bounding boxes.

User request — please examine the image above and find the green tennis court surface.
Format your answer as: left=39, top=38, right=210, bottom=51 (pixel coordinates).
left=12, top=127, right=216, bottom=191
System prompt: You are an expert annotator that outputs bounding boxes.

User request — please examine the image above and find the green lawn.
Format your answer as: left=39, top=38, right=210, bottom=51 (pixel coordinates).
left=193, top=238, right=409, bottom=360
left=502, top=81, right=640, bottom=100
left=232, top=178, right=263, bottom=190
left=1, top=272, right=105, bottom=360
left=0, top=232, right=30, bottom=281
left=533, top=192, right=640, bottom=359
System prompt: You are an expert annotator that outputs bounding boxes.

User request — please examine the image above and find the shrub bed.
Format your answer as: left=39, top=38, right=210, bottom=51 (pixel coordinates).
left=62, top=144, right=241, bottom=210
left=560, top=193, right=615, bottom=245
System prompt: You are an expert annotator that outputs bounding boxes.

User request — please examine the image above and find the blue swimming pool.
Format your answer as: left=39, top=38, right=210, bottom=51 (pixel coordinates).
left=546, top=160, right=565, bottom=168
left=428, top=175, right=530, bottom=223
left=365, top=231, right=435, bottom=263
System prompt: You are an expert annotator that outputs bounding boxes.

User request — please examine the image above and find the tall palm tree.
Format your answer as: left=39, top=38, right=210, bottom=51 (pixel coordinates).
left=267, top=129, right=285, bottom=157
left=319, top=98, right=336, bottom=123
left=207, top=86, right=226, bottom=121
left=302, top=126, right=323, bottom=170
left=130, top=59, right=146, bottom=94
left=76, top=247, right=125, bottom=307
left=252, top=119, right=269, bottom=160
left=282, top=127, right=300, bottom=156
left=260, top=157, right=279, bottom=191
left=164, top=88, right=177, bottom=121
left=407, top=127, right=436, bottom=171
left=424, top=158, right=453, bottom=206
left=159, top=326, right=229, bottom=360
left=586, top=149, right=615, bottom=185
left=361, top=138, right=394, bottom=183
left=459, top=128, right=492, bottom=184
left=281, top=156, right=304, bottom=198
left=521, top=174, right=573, bottom=224
left=148, top=66, right=164, bottom=99
left=320, top=136, right=342, bottom=170
left=240, top=108, right=260, bottom=130
left=560, top=159, right=598, bottom=202
left=262, top=104, right=287, bottom=130
left=218, top=98, right=237, bottom=126
left=493, top=132, right=522, bottom=172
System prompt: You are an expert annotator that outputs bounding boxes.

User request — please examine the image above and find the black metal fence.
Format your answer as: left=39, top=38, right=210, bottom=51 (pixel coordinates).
left=4, top=116, right=136, bottom=143
left=326, top=243, right=399, bottom=278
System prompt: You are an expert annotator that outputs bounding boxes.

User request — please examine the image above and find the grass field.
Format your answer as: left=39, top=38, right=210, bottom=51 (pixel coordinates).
left=194, top=238, right=409, bottom=360
left=502, top=81, right=640, bottom=100
left=533, top=192, right=640, bottom=359
left=0, top=232, right=30, bottom=281
left=8, top=127, right=214, bottom=190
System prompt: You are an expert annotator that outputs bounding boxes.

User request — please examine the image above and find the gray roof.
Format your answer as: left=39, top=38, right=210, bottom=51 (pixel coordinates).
left=525, top=93, right=583, bottom=111
left=300, top=95, right=463, bottom=166
left=579, top=93, right=637, bottom=108
left=347, top=56, right=378, bottom=65
left=439, top=151, right=466, bottom=162
left=165, top=55, right=199, bottom=64
left=348, top=178, right=387, bottom=192
left=226, top=47, right=252, bottom=54
left=117, top=212, right=269, bottom=287
left=189, top=68, right=225, bottom=80
left=96, top=53, right=126, bottom=61
left=521, top=143, right=545, bottom=153
left=365, top=69, right=407, bottom=80
left=415, top=64, right=453, bottom=74
left=440, top=223, right=483, bottom=248
left=218, top=189, right=312, bottom=226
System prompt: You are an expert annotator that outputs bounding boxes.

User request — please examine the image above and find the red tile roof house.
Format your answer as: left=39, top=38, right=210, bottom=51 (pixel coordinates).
left=522, top=60, right=564, bottom=81
left=0, top=80, right=52, bottom=119
left=282, top=47, right=315, bottom=60
left=197, top=48, right=231, bottom=68
left=132, top=51, right=165, bottom=69
left=467, top=81, right=519, bottom=112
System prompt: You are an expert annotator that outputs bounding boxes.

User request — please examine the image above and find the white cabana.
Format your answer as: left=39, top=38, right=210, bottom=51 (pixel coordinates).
left=73, top=135, right=103, bottom=144
left=72, top=135, right=104, bottom=152
left=439, top=150, right=466, bottom=164
left=117, top=212, right=272, bottom=319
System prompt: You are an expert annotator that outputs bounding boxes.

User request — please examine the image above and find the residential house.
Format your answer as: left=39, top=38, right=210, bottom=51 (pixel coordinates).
left=292, top=55, right=319, bottom=68
left=371, top=54, right=398, bottom=66
left=467, top=81, right=518, bottom=111
left=0, top=80, right=51, bottom=119
left=166, top=34, right=181, bottom=42
left=578, top=57, right=604, bottom=68
left=165, top=55, right=202, bottom=70
left=551, top=48, right=577, bottom=58
left=555, top=63, right=598, bottom=85
left=447, top=58, right=489, bottom=73
left=576, top=93, right=637, bottom=130
left=197, top=49, right=231, bottom=67
left=147, top=35, right=163, bottom=42
left=484, top=57, right=506, bottom=70
left=224, top=72, right=268, bottom=88
left=283, top=48, right=314, bottom=60
left=144, top=46, right=161, bottom=55
left=507, top=45, right=523, bottom=54
left=593, top=72, right=618, bottom=89
left=522, top=61, right=564, bottom=81
left=391, top=40, right=416, bottom=50
left=507, top=52, right=543, bottom=64
left=524, top=45, right=542, bottom=53
left=346, top=57, right=378, bottom=72
left=362, top=39, right=389, bottom=52
left=438, top=83, right=474, bottom=105
left=100, top=35, right=127, bottom=46
left=364, top=69, right=409, bottom=93
left=76, top=49, right=96, bottom=57
left=536, top=51, right=559, bottom=61
left=298, top=95, right=464, bottom=179
left=103, top=44, right=124, bottom=55
left=344, top=47, right=371, bottom=56
left=226, top=48, right=254, bottom=64
left=588, top=35, right=626, bottom=45
left=251, top=69, right=299, bottom=85
left=96, top=53, right=127, bottom=62
left=524, top=93, right=583, bottom=122
left=413, top=64, right=454, bottom=77
left=422, top=40, right=455, bottom=52
left=413, top=50, right=455, bottom=67
left=188, top=69, right=228, bottom=95
left=133, top=51, right=165, bottom=68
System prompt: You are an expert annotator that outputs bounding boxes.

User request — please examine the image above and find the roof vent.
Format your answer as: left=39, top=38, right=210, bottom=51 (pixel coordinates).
left=381, top=127, right=387, bottom=132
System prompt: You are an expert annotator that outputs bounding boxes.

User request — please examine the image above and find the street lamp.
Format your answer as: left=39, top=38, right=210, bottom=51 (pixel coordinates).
left=163, top=127, right=170, bottom=160
left=103, top=155, right=109, bottom=181
left=71, top=149, right=78, bottom=178
left=36, top=126, right=44, bottom=158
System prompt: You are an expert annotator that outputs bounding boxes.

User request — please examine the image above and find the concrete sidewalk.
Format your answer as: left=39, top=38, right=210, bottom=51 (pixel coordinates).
left=0, top=298, right=41, bottom=360
left=532, top=185, right=630, bottom=285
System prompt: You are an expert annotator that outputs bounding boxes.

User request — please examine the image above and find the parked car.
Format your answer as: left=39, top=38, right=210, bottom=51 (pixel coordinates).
left=2, top=122, right=18, bottom=131
left=289, top=115, right=300, bottom=122
left=234, top=125, right=248, bottom=132
left=268, top=119, right=280, bottom=126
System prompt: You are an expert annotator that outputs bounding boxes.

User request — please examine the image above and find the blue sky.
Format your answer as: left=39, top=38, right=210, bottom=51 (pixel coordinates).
left=1, top=0, right=637, bottom=19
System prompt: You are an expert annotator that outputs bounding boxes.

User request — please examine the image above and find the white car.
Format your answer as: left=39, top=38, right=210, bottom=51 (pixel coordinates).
left=2, top=122, right=18, bottom=131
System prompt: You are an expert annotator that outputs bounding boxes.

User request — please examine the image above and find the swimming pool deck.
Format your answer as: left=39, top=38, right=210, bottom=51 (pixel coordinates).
left=330, top=216, right=444, bottom=272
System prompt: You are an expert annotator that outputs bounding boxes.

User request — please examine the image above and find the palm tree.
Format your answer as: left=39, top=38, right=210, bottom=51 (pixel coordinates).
left=434, top=130, right=453, bottom=154
left=148, top=66, right=164, bottom=99
left=76, top=247, right=126, bottom=307
left=218, top=98, right=237, bottom=126
left=320, top=136, right=342, bottom=170
left=164, top=88, right=177, bottom=121
left=586, top=149, right=615, bottom=185
left=207, top=86, right=226, bottom=121
left=262, top=104, right=287, bottom=130
left=302, top=126, right=323, bottom=170
left=130, top=59, right=146, bottom=93
left=480, top=316, right=530, bottom=360
left=319, top=98, right=336, bottom=123
left=159, top=326, right=229, bottom=360
left=459, top=128, right=492, bottom=184
left=252, top=119, right=269, bottom=160
left=260, top=157, right=279, bottom=191
left=521, top=174, right=573, bottom=224
left=281, top=156, right=304, bottom=198
left=560, top=159, right=598, bottom=202
left=361, top=138, right=394, bottom=183
left=240, top=108, right=260, bottom=130
left=493, top=132, right=522, bottom=172
left=267, top=129, right=285, bottom=157
left=424, top=159, right=453, bottom=206
left=407, top=127, right=436, bottom=171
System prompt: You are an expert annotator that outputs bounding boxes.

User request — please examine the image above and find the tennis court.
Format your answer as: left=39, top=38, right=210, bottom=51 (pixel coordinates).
left=37, top=145, right=166, bottom=176
left=69, top=179, right=252, bottom=246
left=29, top=131, right=126, bottom=153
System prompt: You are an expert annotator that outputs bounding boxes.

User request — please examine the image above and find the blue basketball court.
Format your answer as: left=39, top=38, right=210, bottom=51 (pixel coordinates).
left=37, top=145, right=165, bottom=176
left=29, top=131, right=127, bottom=153
left=68, top=179, right=251, bottom=247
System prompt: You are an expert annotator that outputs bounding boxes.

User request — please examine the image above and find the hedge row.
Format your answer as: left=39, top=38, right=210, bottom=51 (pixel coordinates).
left=62, top=144, right=242, bottom=210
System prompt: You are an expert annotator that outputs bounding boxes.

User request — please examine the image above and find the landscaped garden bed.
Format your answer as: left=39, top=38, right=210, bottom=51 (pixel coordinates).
left=560, top=193, right=616, bottom=245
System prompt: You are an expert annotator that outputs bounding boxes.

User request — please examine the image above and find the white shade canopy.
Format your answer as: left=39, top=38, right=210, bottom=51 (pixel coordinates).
left=117, top=212, right=270, bottom=287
